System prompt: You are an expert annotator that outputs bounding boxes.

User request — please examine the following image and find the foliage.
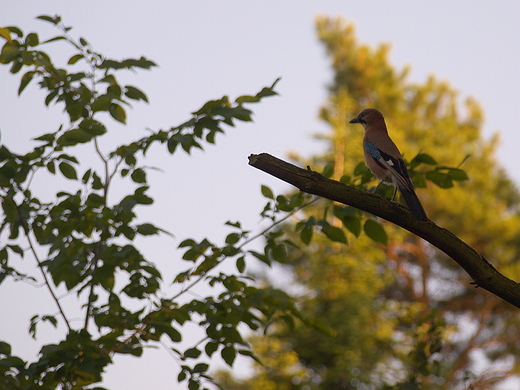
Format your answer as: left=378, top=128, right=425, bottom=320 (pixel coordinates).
left=217, top=16, right=520, bottom=390
left=0, top=16, right=321, bottom=390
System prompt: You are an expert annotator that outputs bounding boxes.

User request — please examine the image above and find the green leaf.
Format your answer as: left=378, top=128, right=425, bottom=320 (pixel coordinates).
left=131, top=168, right=146, bottom=184
left=124, top=85, right=148, bottom=102
left=447, top=168, right=469, bottom=181
left=18, top=71, right=35, bottom=95
left=225, top=232, right=240, bottom=245
left=36, top=15, right=61, bottom=25
left=2, top=197, right=18, bottom=222
left=91, top=94, right=113, bottom=112
left=25, top=32, right=39, bottom=47
left=321, top=224, right=347, bottom=244
left=254, top=77, right=280, bottom=99
left=205, top=341, right=219, bottom=357
left=57, top=128, right=93, bottom=146
left=0, top=341, right=11, bottom=356
left=300, top=226, right=313, bottom=245
left=136, top=223, right=159, bottom=236
left=121, top=56, right=157, bottom=69
left=188, top=379, right=199, bottom=390
left=236, top=256, right=246, bottom=273
left=364, top=219, right=387, bottom=244
left=342, top=215, right=361, bottom=237
left=58, top=161, right=77, bottom=180
left=79, top=118, right=106, bottom=136
left=163, top=327, right=182, bottom=343
left=426, top=170, right=453, bottom=188
left=177, top=370, right=187, bottom=382
left=0, top=27, right=12, bottom=42
left=261, top=185, right=274, bottom=199
left=109, top=104, right=126, bottom=124
left=221, top=346, right=236, bottom=366
left=321, top=163, right=334, bottom=178
left=411, top=152, right=437, bottom=166
left=184, top=347, right=201, bottom=359
left=193, top=363, right=209, bottom=373
left=67, top=53, right=84, bottom=65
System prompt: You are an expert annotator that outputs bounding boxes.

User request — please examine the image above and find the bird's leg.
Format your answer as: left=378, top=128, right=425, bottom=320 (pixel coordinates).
left=389, top=187, right=401, bottom=204
left=370, top=181, right=384, bottom=193
left=390, top=187, right=397, bottom=202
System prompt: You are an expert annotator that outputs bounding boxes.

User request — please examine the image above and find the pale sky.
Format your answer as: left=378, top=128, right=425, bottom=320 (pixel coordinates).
left=1, top=2, right=520, bottom=389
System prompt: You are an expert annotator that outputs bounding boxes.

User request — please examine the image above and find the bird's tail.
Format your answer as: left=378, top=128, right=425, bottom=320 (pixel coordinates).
left=398, top=186, right=428, bottom=221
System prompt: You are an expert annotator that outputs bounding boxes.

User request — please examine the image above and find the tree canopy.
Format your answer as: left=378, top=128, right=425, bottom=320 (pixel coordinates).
left=0, top=16, right=323, bottom=390
left=217, top=16, right=520, bottom=390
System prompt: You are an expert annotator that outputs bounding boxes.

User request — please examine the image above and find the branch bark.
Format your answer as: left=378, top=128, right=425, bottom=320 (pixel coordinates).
left=248, top=152, right=520, bottom=309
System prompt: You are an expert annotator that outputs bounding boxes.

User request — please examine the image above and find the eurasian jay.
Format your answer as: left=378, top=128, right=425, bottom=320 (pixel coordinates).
left=349, top=108, right=428, bottom=221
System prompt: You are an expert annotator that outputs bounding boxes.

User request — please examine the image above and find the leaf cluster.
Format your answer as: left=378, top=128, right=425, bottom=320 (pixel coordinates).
left=0, top=16, right=303, bottom=390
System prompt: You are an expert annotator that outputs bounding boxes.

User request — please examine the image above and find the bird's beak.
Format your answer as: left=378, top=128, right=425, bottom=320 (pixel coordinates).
left=349, top=117, right=360, bottom=124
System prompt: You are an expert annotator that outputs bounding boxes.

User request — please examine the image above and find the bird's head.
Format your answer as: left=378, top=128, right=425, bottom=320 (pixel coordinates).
left=349, top=108, right=385, bottom=128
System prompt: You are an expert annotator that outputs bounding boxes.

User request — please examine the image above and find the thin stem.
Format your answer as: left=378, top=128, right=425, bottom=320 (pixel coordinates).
left=83, top=137, right=112, bottom=331
left=26, top=232, right=72, bottom=332
left=171, top=197, right=317, bottom=301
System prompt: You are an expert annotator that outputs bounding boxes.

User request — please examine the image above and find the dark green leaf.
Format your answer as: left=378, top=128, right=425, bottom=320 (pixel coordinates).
left=109, top=104, right=126, bottom=124
left=18, top=71, right=35, bottom=95
left=188, top=379, right=199, bottom=390
left=236, top=256, right=246, bottom=273
left=447, top=168, right=469, bottom=181
left=79, top=118, right=106, bottom=136
left=91, top=95, right=113, bottom=112
left=411, top=152, right=437, bottom=166
left=58, top=161, right=77, bottom=180
left=193, top=363, right=209, bottom=373
left=177, top=370, right=187, bottom=382
left=47, top=161, right=56, bottom=174
left=261, top=185, right=274, bottom=199
left=136, top=223, right=159, bottom=236
left=221, top=346, right=236, bottom=366
left=426, top=170, right=453, bottom=188
left=364, top=219, right=387, bottom=244
left=254, top=77, right=280, bottom=99
left=25, top=32, right=39, bottom=47
left=2, top=197, right=18, bottom=222
left=67, top=53, right=83, bottom=65
left=131, top=168, right=146, bottom=184
left=184, top=347, right=201, bottom=359
left=342, top=215, right=361, bottom=237
left=124, top=85, right=148, bottom=102
left=225, top=232, right=240, bottom=245
left=36, top=15, right=61, bottom=25
left=81, top=168, right=91, bottom=183
left=57, top=128, right=93, bottom=146
left=321, top=163, right=334, bottom=178
left=321, top=224, right=347, bottom=244
left=205, top=341, right=219, bottom=357
left=0, top=341, right=11, bottom=356
left=163, top=327, right=182, bottom=343
left=300, top=226, right=313, bottom=245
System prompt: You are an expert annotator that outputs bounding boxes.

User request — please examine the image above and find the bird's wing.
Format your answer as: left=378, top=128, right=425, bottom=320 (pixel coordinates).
left=363, top=141, right=415, bottom=192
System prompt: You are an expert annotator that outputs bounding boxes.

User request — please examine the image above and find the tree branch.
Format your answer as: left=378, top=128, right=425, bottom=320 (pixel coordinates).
left=248, top=153, right=520, bottom=309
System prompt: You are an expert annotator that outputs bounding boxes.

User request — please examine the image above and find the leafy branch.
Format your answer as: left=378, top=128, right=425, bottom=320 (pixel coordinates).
left=0, top=16, right=319, bottom=390
left=248, top=152, right=520, bottom=309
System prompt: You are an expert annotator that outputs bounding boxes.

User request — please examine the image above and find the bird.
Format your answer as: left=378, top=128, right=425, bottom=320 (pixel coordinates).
left=349, top=108, right=428, bottom=221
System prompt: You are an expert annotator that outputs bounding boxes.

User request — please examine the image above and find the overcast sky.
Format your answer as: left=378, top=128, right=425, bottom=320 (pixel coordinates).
left=1, top=2, right=520, bottom=389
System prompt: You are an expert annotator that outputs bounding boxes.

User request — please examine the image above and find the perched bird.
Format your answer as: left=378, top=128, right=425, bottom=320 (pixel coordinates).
left=349, top=108, right=428, bottom=221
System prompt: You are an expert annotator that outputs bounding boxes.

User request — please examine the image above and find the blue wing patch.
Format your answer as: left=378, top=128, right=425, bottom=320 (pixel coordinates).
left=364, top=142, right=382, bottom=160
